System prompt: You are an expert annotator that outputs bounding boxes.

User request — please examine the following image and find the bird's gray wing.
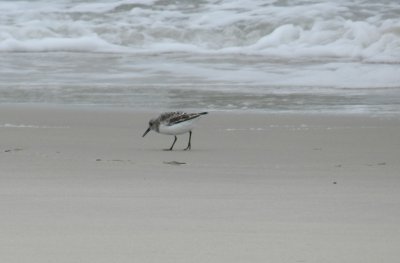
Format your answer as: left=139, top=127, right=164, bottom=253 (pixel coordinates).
left=167, top=113, right=201, bottom=125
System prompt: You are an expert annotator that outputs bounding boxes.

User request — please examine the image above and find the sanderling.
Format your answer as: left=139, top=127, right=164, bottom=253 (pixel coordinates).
left=142, top=111, right=208, bottom=151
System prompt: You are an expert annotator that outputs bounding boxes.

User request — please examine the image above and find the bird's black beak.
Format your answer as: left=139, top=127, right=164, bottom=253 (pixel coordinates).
left=142, top=127, right=151, bottom=137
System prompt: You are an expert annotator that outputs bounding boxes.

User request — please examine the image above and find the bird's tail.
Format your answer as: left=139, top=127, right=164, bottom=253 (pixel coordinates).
left=199, top=112, right=208, bottom=115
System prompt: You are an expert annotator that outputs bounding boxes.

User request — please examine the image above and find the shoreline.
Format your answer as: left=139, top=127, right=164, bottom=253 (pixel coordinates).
left=2, top=102, right=400, bottom=116
left=1, top=104, right=400, bottom=262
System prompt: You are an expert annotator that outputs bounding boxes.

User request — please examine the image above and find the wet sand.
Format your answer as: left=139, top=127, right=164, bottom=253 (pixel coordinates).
left=1, top=105, right=400, bottom=263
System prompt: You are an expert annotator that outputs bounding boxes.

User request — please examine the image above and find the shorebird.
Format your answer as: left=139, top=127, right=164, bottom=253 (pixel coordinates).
left=142, top=111, right=208, bottom=151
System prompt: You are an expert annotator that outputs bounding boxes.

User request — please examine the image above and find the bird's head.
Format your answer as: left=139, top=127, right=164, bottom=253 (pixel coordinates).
left=142, top=119, right=156, bottom=137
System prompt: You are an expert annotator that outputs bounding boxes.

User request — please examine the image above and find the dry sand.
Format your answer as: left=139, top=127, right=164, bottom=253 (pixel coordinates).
left=1, top=105, right=400, bottom=263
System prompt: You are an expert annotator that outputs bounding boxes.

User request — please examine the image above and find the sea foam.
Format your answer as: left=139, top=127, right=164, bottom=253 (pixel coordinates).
left=1, top=0, right=399, bottom=113
left=0, top=0, right=399, bottom=62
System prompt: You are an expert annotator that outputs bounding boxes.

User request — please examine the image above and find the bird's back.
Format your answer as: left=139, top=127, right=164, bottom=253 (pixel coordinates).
left=157, top=112, right=207, bottom=135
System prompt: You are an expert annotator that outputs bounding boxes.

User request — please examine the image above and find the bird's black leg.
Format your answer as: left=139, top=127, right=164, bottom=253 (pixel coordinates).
left=166, top=135, right=177, bottom=151
left=184, top=131, right=192, bottom=151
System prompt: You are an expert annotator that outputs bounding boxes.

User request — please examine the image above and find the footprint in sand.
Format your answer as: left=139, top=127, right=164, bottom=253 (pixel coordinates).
left=4, top=148, right=23, bottom=153
left=163, top=161, right=186, bottom=166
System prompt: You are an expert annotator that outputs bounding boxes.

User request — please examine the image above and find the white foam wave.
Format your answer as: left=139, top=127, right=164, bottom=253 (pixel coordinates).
left=0, top=123, right=70, bottom=129
left=68, top=0, right=157, bottom=13
left=0, top=36, right=124, bottom=53
left=0, top=0, right=399, bottom=62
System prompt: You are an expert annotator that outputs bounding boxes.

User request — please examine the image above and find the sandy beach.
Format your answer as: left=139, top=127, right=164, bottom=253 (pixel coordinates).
left=1, top=105, right=399, bottom=262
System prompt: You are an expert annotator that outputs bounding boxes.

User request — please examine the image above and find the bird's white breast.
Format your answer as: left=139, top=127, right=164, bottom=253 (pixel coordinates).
left=158, top=119, right=196, bottom=135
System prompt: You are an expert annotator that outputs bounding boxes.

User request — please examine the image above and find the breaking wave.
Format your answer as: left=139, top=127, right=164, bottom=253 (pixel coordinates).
left=1, top=0, right=399, bottom=62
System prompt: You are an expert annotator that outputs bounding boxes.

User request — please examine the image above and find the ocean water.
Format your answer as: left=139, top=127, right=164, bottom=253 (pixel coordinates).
left=1, top=0, right=399, bottom=114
